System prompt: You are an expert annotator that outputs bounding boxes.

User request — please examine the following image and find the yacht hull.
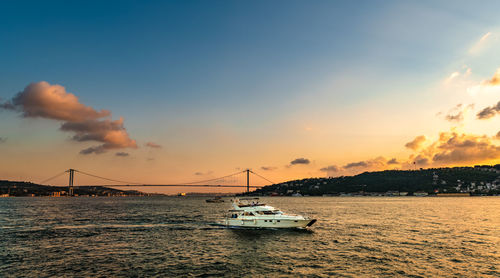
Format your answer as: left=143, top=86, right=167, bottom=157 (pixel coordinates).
left=223, top=218, right=316, bottom=229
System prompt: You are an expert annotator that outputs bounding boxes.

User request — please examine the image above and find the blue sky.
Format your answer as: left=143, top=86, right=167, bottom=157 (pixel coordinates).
left=1, top=1, right=497, bottom=109
left=1, top=1, right=500, bottom=190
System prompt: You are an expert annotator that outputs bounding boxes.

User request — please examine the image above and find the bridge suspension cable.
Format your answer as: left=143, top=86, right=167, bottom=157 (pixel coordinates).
left=40, top=170, right=69, bottom=184
left=112, top=184, right=262, bottom=188
left=74, top=170, right=145, bottom=185
left=182, top=170, right=246, bottom=185
left=249, top=170, right=275, bottom=185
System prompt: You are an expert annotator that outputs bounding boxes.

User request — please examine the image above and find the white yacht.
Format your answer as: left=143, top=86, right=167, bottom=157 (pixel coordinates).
left=221, top=198, right=316, bottom=229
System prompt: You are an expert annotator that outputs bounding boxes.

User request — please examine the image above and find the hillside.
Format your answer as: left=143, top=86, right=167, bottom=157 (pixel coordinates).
left=0, top=180, right=156, bottom=197
left=246, top=165, right=500, bottom=196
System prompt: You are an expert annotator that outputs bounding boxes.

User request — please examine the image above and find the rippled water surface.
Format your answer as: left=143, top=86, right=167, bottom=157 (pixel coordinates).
left=1, top=196, right=499, bottom=277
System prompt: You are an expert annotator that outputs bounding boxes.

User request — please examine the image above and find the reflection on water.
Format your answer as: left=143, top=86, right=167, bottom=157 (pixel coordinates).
left=0, top=196, right=499, bottom=277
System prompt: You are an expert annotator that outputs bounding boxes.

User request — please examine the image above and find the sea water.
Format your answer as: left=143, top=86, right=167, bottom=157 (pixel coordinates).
left=1, top=196, right=499, bottom=277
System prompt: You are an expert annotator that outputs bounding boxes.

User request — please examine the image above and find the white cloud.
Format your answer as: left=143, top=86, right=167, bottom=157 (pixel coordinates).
left=444, top=72, right=460, bottom=84
left=467, top=68, right=500, bottom=96
left=443, top=66, right=471, bottom=85
left=469, top=32, right=492, bottom=55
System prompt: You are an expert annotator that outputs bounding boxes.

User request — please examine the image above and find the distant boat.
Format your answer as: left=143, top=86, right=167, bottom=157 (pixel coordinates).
left=437, top=193, right=470, bottom=197
left=413, top=191, right=429, bottom=196
left=206, top=196, right=224, bottom=203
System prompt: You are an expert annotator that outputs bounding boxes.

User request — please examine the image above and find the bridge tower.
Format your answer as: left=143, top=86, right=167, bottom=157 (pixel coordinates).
left=246, top=169, right=250, bottom=193
left=68, top=168, right=75, bottom=196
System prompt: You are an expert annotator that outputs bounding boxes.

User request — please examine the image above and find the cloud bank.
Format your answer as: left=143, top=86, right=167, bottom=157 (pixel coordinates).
left=323, top=130, right=500, bottom=175
left=409, top=131, right=500, bottom=165
left=317, top=67, right=500, bottom=176
left=1, top=82, right=137, bottom=154
left=261, top=166, right=277, bottom=171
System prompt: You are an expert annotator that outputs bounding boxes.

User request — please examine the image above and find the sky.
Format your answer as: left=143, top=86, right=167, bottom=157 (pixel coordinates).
left=1, top=0, right=500, bottom=193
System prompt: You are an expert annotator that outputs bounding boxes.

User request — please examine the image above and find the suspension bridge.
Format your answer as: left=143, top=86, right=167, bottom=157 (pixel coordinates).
left=39, top=168, right=275, bottom=196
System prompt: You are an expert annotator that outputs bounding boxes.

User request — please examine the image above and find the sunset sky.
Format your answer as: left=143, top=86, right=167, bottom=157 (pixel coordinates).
left=1, top=1, right=500, bottom=193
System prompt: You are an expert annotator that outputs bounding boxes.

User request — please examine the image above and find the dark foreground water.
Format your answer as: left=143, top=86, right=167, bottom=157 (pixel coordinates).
left=1, top=196, right=499, bottom=277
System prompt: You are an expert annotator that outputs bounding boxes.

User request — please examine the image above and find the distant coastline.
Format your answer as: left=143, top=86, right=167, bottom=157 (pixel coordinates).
left=2, top=165, right=500, bottom=198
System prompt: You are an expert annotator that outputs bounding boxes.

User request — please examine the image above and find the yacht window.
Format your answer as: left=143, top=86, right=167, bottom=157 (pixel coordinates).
left=243, top=212, right=255, bottom=216
left=277, top=220, right=280, bottom=222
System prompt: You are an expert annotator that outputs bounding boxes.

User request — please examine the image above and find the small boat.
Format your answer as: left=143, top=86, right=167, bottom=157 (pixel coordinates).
left=221, top=198, right=316, bottom=229
left=206, top=196, right=224, bottom=203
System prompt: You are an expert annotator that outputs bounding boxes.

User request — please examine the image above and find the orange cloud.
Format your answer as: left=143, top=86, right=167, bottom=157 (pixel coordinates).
left=60, top=118, right=137, bottom=154
left=1, top=81, right=136, bottom=155
left=413, top=154, right=430, bottom=166
left=343, top=156, right=387, bottom=170
left=410, top=132, right=500, bottom=165
left=482, top=68, right=500, bottom=86
left=1, top=81, right=110, bottom=121
left=387, top=158, right=399, bottom=165
left=338, top=130, right=500, bottom=173
left=405, top=135, right=426, bottom=150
